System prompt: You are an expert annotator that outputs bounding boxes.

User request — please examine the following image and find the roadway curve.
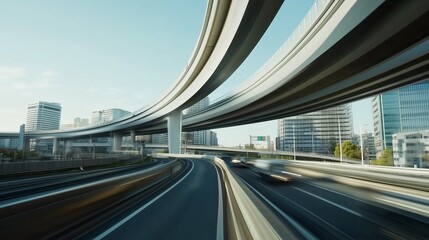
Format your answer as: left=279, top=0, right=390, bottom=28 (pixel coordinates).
left=86, top=158, right=223, bottom=240
left=231, top=165, right=429, bottom=239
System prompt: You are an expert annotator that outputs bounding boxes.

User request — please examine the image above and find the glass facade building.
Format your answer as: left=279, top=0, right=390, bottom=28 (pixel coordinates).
left=278, top=104, right=353, bottom=155
left=372, top=80, right=429, bottom=157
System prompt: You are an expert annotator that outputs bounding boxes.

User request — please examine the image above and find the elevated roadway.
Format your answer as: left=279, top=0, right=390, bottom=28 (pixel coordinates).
left=147, top=144, right=360, bottom=163
left=24, top=0, right=283, bottom=140
left=11, top=0, right=429, bottom=154
left=183, top=0, right=429, bottom=130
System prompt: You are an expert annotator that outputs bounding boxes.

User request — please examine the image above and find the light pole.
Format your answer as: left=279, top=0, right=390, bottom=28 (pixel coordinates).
left=360, top=125, right=365, bottom=165
left=293, top=124, right=296, bottom=160
left=311, top=126, right=315, bottom=153
left=338, top=118, right=343, bottom=163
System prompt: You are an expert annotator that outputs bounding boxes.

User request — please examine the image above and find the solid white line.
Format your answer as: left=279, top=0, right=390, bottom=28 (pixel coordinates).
left=292, top=187, right=362, bottom=217
left=94, top=161, right=195, bottom=240
left=375, top=197, right=429, bottom=216
left=258, top=183, right=352, bottom=239
left=0, top=164, right=166, bottom=208
left=212, top=162, right=224, bottom=240
left=240, top=179, right=318, bottom=240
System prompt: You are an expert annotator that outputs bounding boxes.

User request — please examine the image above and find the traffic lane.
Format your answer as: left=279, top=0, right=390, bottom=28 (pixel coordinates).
left=232, top=166, right=429, bottom=239
left=96, top=158, right=220, bottom=240
left=292, top=177, right=429, bottom=239
left=0, top=161, right=162, bottom=203
left=232, top=166, right=353, bottom=239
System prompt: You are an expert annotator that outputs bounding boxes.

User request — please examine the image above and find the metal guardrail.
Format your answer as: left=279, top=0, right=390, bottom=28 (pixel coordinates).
left=211, top=156, right=301, bottom=239
left=0, top=156, right=142, bottom=175
left=0, top=159, right=185, bottom=239
left=251, top=159, right=429, bottom=191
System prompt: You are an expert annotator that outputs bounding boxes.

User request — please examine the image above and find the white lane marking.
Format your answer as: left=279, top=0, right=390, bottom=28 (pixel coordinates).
left=94, top=161, right=195, bottom=240
left=375, top=196, right=429, bottom=216
left=247, top=169, right=261, bottom=177
left=212, top=162, right=224, bottom=240
left=257, top=182, right=353, bottom=240
left=300, top=181, right=364, bottom=203
left=240, top=179, right=318, bottom=240
left=292, top=187, right=362, bottom=217
left=0, top=164, right=167, bottom=208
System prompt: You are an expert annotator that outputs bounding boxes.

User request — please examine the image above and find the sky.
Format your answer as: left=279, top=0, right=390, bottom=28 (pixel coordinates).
left=0, top=0, right=374, bottom=147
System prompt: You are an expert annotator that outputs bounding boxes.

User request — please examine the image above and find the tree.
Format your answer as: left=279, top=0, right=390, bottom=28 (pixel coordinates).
left=372, top=148, right=393, bottom=166
left=328, top=137, right=337, bottom=154
left=334, top=140, right=361, bottom=159
left=244, top=144, right=255, bottom=150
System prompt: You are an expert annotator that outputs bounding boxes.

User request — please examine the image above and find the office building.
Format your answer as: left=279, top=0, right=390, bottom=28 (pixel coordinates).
left=393, top=130, right=429, bottom=168
left=278, top=104, right=353, bottom=155
left=25, top=101, right=62, bottom=152
left=372, top=80, right=429, bottom=157
left=26, top=101, right=61, bottom=131
left=185, top=97, right=210, bottom=115
left=74, top=117, right=90, bottom=128
left=352, top=133, right=376, bottom=161
left=184, top=97, right=218, bottom=146
left=151, top=97, right=218, bottom=146
left=91, top=108, right=131, bottom=125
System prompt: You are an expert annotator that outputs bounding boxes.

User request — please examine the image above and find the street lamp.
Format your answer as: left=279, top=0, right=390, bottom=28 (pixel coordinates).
left=360, top=125, right=364, bottom=165
left=293, top=124, right=296, bottom=160
left=338, top=117, right=343, bottom=163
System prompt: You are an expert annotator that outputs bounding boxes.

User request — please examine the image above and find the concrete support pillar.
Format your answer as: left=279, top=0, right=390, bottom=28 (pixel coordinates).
left=18, top=124, right=25, bottom=150
left=112, top=133, right=122, bottom=152
left=167, top=110, right=182, bottom=154
left=130, top=130, right=136, bottom=148
left=23, top=137, right=30, bottom=152
left=65, top=139, right=73, bottom=157
left=53, top=138, right=59, bottom=155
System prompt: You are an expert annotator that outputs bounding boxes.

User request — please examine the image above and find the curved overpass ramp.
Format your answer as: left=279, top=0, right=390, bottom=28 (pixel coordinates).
left=26, top=0, right=283, bottom=139
left=183, top=0, right=429, bottom=130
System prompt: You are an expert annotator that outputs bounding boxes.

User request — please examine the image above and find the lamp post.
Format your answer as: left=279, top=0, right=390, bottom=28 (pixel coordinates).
left=338, top=118, right=343, bottom=163
left=293, top=124, right=296, bottom=160
left=360, top=125, right=363, bottom=165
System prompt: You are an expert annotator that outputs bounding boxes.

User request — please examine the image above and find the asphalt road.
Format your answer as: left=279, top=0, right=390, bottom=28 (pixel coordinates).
left=231, top=165, right=429, bottom=240
left=0, top=161, right=160, bottom=202
left=88, top=158, right=222, bottom=240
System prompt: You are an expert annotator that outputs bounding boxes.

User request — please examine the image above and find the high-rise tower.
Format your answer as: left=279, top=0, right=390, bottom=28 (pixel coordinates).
left=372, top=80, right=429, bottom=157
left=278, top=104, right=353, bottom=155
left=25, top=101, right=61, bottom=153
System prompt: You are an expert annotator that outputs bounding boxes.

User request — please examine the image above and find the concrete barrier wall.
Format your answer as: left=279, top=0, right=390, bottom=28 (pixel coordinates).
left=0, top=157, right=139, bottom=175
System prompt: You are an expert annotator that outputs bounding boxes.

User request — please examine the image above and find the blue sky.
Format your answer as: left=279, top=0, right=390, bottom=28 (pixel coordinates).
left=0, top=0, right=373, bottom=146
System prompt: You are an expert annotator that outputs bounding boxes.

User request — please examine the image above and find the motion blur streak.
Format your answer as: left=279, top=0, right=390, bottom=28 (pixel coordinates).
left=231, top=162, right=429, bottom=239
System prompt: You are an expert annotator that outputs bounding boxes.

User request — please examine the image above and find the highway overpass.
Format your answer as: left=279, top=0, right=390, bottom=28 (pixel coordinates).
left=8, top=0, right=429, bottom=155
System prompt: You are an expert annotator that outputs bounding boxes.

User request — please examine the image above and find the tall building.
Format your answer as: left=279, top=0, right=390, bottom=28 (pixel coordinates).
left=25, top=101, right=61, bottom=153
left=185, top=97, right=210, bottom=115
left=91, top=108, right=131, bottom=125
left=278, top=104, right=353, bottom=155
left=152, top=97, right=218, bottom=146
left=74, top=117, right=90, bottom=128
left=372, top=80, right=429, bottom=157
left=393, top=130, right=429, bottom=168
left=184, top=97, right=218, bottom=146
left=26, top=101, right=61, bottom=131
left=352, top=133, right=376, bottom=161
